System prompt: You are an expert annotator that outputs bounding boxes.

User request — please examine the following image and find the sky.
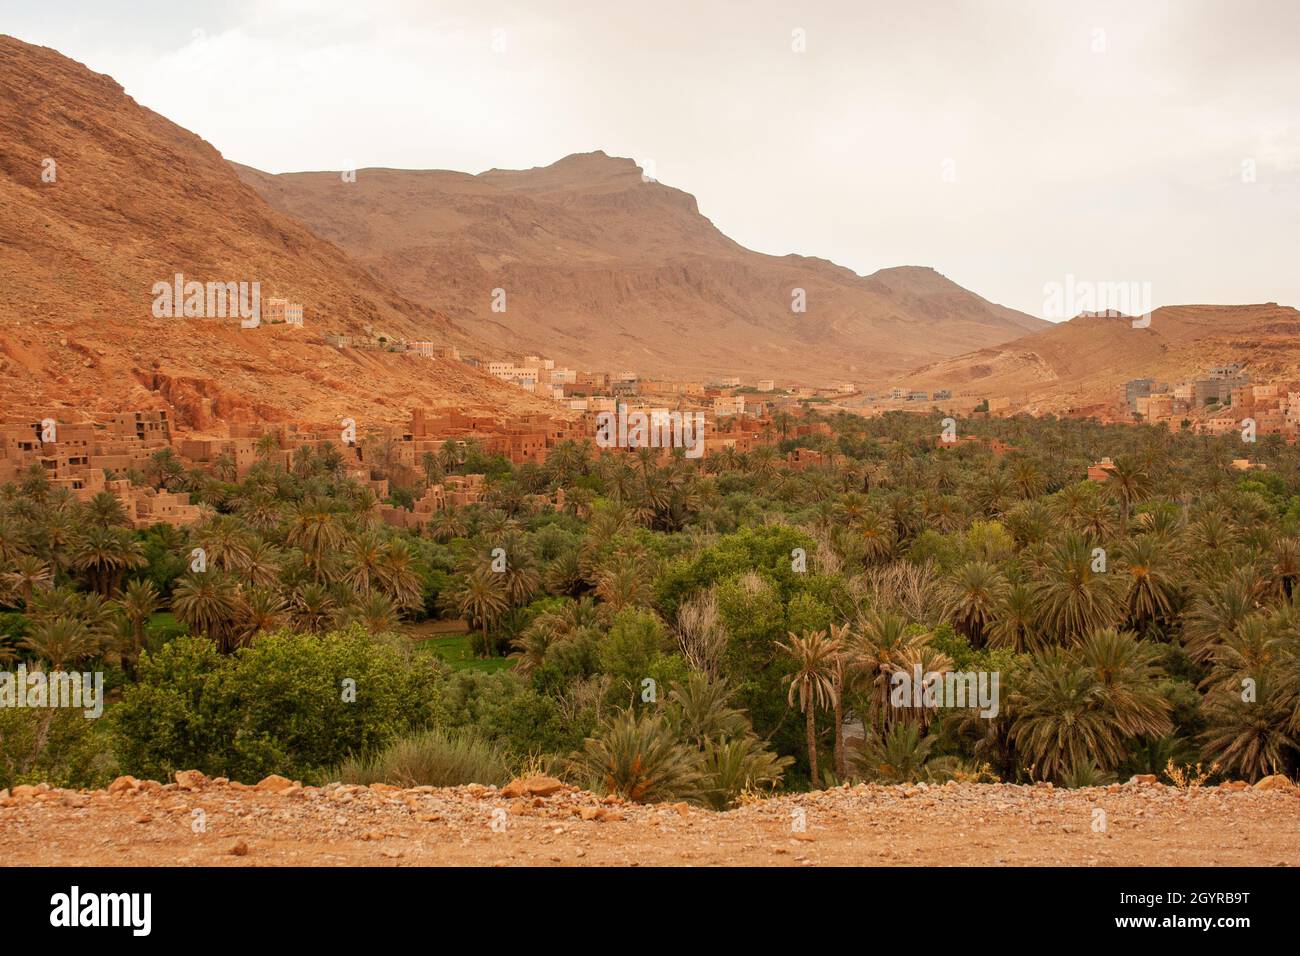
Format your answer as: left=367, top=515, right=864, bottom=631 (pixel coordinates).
left=7, top=0, right=1299, bottom=318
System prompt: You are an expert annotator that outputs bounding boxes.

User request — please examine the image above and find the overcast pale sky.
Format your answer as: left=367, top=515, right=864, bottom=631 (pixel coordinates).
left=8, top=0, right=1299, bottom=317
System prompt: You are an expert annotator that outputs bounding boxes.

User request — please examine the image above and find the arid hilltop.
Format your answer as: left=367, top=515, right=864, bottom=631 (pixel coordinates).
left=898, top=303, right=1300, bottom=414
left=0, top=36, right=551, bottom=428
left=236, top=154, right=1046, bottom=384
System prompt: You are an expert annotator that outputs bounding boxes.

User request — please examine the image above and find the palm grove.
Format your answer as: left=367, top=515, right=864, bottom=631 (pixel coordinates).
left=2, top=408, right=1298, bottom=802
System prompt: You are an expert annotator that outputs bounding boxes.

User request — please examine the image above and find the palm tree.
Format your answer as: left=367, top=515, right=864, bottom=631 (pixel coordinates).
left=1010, top=458, right=1045, bottom=498
left=1011, top=649, right=1125, bottom=781
left=427, top=509, right=468, bottom=543
left=0, top=516, right=25, bottom=566
left=1269, top=536, right=1300, bottom=601
left=192, top=516, right=254, bottom=574
left=342, top=531, right=385, bottom=596
left=242, top=539, right=282, bottom=588
left=1030, top=533, right=1122, bottom=645
left=1005, top=499, right=1051, bottom=549
left=859, top=509, right=895, bottom=565
left=171, top=573, right=245, bottom=652
left=3, top=554, right=52, bottom=608
left=987, top=582, right=1042, bottom=653
left=665, top=673, right=750, bottom=746
left=241, top=586, right=288, bottom=641
left=1182, top=568, right=1263, bottom=662
left=697, top=734, right=793, bottom=809
left=290, top=583, right=338, bottom=634
left=376, top=539, right=424, bottom=610
left=543, top=549, right=586, bottom=597
left=941, top=561, right=1008, bottom=647
left=214, top=451, right=238, bottom=482
left=593, top=560, right=651, bottom=611
left=21, top=617, right=98, bottom=670
left=477, top=509, right=517, bottom=539
left=436, top=439, right=462, bottom=473
left=489, top=539, right=540, bottom=607
left=285, top=498, right=348, bottom=582
left=749, top=446, right=779, bottom=481
left=1188, top=508, right=1238, bottom=558
left=1105, top=456, right=1152, bottom=532
left=777, top=628, right=841, bottom=787
left=254, top=432, right=281, bottom=461
left=1117, top=534, right=1181, bottom=633
left=847, top=609, right=928, bottom=730
left=316, top=442, right=345, bottom=478
left=510, top=597, right=600, bottom=673
left=236, top=494, right=284, bottom=535
left=345, top=591, right=400, bottom=635
left=1200, top=672, right=1297, bottom=781
left=114, top=578, right=159, bottom=675
left=826, top=623, right=859, bottom=777
left=973, top=471, right=1015, bottom=517
left=84, top=491, right=131, bottom=529
left=1075, top=628, right=1172, bottom=740
left=420, top=451, right=443, bottom=485
left=70, top=526, right=146, bottom=597
left=145, top=448, right=186, bottom=490
left=442, top=564, right=510, bottom=657
left=851, top=721, right=942, bottom=784
left=1011, top=628, right=1171, bottom=782
left=290, top=445, right=315, bottom=478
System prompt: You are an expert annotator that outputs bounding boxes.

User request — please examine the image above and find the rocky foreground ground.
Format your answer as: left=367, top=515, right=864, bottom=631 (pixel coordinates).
left=2, top=773, right=1297, bottom=867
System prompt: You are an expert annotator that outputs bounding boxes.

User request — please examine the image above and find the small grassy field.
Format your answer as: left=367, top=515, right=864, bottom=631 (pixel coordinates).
left=405, top=619, right=510, bottom=673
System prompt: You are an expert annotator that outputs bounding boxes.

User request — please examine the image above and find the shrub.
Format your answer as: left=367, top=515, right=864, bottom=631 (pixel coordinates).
left=571, top=707, right=703, bottom=803
left=1059, top=759, right=1118, bottom=789
left=0, top=707, right=117, bottom=790
left=852, top=722, right=945, bottom=784
left=436, top=669, right=581, bottom=758
left=598, top=607, right=689, bottom=706
left=112, top=626, right=440, bottom=782
left=336, top=727, right=511, bottom=787
left=697, top=734, right=792, bottom=809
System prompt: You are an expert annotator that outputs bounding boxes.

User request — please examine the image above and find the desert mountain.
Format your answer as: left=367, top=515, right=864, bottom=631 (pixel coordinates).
left=897, top=303, right=1300, bottom=414
left=0, top=35, right=553, bottom=431
left=235, top=153, right=1046, bottom=384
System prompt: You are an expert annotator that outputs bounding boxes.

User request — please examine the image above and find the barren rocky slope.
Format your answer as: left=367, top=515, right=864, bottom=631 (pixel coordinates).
left=236, top=154, right=1046, bottom=384
left=3, top=773, right=1296, bottom=867
left=899, top=303, right=1300, bottom=415
left=0, top=36, right=550, bottom=428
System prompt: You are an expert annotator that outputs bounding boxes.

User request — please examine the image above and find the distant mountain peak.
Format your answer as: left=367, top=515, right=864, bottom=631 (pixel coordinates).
left=238, top=151, right=1046, bottom=382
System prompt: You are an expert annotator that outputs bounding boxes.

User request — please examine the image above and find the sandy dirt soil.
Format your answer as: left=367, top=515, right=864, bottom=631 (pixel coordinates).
left=2, top=774, right=1297, bottom=867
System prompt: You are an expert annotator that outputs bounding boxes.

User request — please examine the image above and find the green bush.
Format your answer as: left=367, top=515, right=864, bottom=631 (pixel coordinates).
left=0, top=707, right=117, bottom=790
left=336, top=727, right=511, bottom=788
left=438, top=669, right=582, bottom=758
left=598, top=607, right=689, bottom=706
left=111, top=626, right=441, bottom=783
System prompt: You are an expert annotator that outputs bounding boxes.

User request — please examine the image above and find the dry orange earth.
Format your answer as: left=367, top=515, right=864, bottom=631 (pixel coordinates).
left=2, top=776, right=1296, bottom=867
left=0, top=35, right=542, bottom=429
left=899, top=304, right=1300, bottom=415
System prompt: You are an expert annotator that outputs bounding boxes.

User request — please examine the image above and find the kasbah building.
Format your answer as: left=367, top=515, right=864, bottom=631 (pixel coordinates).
left=32, top=341, right=1272, bottom=531
left=0, top=348, right=847, bottom=534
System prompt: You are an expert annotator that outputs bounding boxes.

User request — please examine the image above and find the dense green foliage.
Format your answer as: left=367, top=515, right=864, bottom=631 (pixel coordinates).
left=4, top=410, right=1300, bottom=799
left=112, top=628, right=439, bottom=782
